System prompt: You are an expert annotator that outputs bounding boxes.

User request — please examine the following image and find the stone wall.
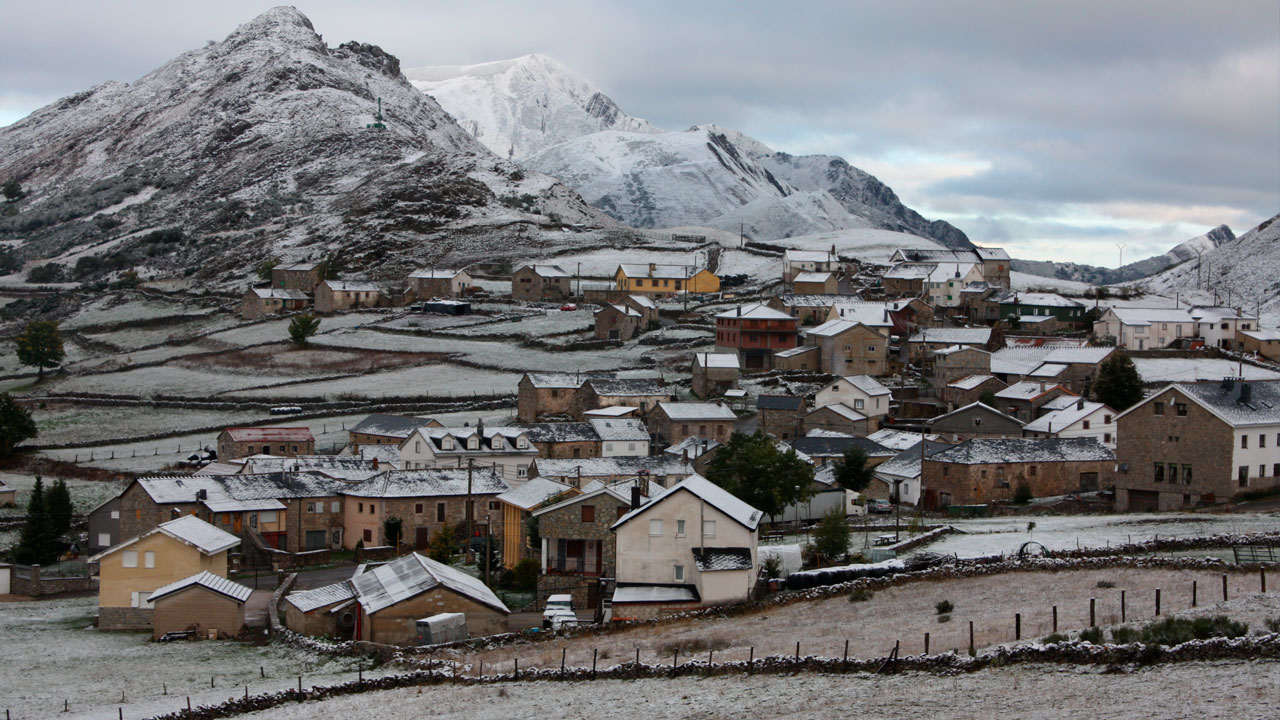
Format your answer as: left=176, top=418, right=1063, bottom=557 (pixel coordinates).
left=7, top=563, right=97, bottom=596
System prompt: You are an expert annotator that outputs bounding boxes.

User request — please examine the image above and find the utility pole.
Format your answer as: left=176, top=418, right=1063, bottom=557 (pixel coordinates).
left=466, top=458, right=474, bottom=563
left=484, top=517, right=492, bottom=587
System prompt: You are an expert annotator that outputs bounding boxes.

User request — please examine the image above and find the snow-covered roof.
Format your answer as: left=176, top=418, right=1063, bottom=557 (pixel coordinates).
left=928, top=437, right=1114, bottom=464
left=351, top=414, right=438, bottom=439
left=534, top=456, right=694, bottom=479
left=285, top=581, right=356, bottom=613
left=784, top=249, right=836, bottom=263
left=240, top=455, right=384, bottom=482
left=947, top=374, right=999, bottom=391
left=521, top=264, right=571, bottom=278
left=203, top=497, right=286, bottom=513
left=990, top=347, right=1055, bottom=376
left=1044, top=347, right=1115, bottom=365
left=277, top=262, right=318, bottom=272
left=617, top=263, right=705, bottom=279
left=867, top=429, right=943, bottom=451
left=875, top=441, right=954, bottom=480
left=323, top=280, right=381, bottom=293
left=834, top=374, right=892, bottom=397
left=658, top=401, right=737, bottom=421
left=408, top=268, right=464, bottom=279
left=974, top=246, right=1011, bottom=261
left=520, top=422, right=600, bottom=443
left=598, top=303, right=642, bottom=318
left=351, top=553, right=509, bottom=615
left=340, top=468, right=508, bottom=498
left=1025, top=363, right=1066, bottom=378
left=222, top=427, right=314, bottom=443
left=91, top=515, right=240, bottom=562
left=694, top=352, right=739, bottom=369
left=1024, top=401, right=1112, bottom=433
left=774, top=345, right=817, bottom=358
left=1127, top=380, right=1280, bottom=428
left=249, top=287, right=309, bottom=300
left=757, top=395, right=805, bottom=411
left=585, top=377, right=670, bottom=397
left=612, top=585, right=699, bottom=604
left=999, top=292, right=1084, bottom=308
left=149, top=571, right=253, bottom=604
left=359, top=445, right=403, bottom=466
left=1188, top=306, right=1255, bottom=323
left=714, top=302, right=796, bottom=321
left=805, top=318, right=881, bottom=338
left=626, top=294, right=657, bottom=309
left=925, top=262, right=978, bottom=283
left=826, top=301, right=894, bottom=327
left=792, top=271, right=834, bottom=283
left=136, top=472, right=349, bottom=506
left=884, top=263, right=934, bottom=280
left=589, top=417, right=649, bottom=441
left=1018, top=315, right=1056, bottom=324
left=522, top=372, right=590, bottom=389
left=1108, top=307, right=1193, bottom=326
left=532, top=484, right=629, bottom=518
left=582, top=405, right=639, bottom=418
left=928, top=402, right=1024, bottom=428
left=692, top=547, right=753, bottom=572
left=662, top=435, right=722, bottom=459
left=496, top=476, right=576, bottom=510
left=1040, top=394, right=1082, bottom=412
left=995, top=381, right=1071, bottom=401
left=807, top=402, right=866, bottom=422
left=1241, top=329, right=1280, bottom=342
left=613, top=474, right=763, bottom=531
left=909, top=327, right=992, bottom=345
left=934, top=344, right=989, bottom=357
left=792, top=435, right=893, bottom=458
left=773, top=294, right=839, bottom=308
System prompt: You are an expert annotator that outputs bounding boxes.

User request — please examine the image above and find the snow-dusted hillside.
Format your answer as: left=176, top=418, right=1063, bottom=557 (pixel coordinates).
left=405, top=54, right=660, bottom=159
left=768, top=228, right=945, bottom=265
left=0, top=8, right=618, bottom=285
left=413, top=55, right=970, bottom=248
left=1138, top=214, right=1280, bottom=324
left=1013, top=225, right=1236, bottom=285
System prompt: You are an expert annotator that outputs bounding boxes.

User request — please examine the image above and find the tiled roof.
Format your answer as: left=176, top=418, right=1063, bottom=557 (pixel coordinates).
left=149, top=571, right=252, bottom=604
left=692, top=547, right=753, bottom=572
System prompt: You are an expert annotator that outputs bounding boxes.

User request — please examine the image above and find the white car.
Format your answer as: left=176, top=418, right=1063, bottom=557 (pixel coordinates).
left=542, top=594, right=574, bottom=627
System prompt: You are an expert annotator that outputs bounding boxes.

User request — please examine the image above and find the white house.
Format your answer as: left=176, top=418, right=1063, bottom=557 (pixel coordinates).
left=589, top=418, right=650, bottom=457
left=924, top=263, right=985, bottom=308
left=781, top=248, right=837, bottom=282
left=1023, top=400, right=1118, bottom=448
left=610, top=475, right=762, bottom=619
left=1188, top=306, right=1259, bottom=351
left=814, top=375, right=892, bottom=425
left=1093, top=307, right=1197, bottom=350
left=398, top=425, right=538, bottom=480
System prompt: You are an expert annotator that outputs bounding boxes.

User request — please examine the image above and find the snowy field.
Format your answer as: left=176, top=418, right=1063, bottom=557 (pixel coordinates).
left=228, top=660, right=1280, bottom=720
left=1010, top=271, right=1094, bottom=293
left=61, top=297, right=218, bottom=330
left=225, top=364, right=522, bottom=400
left=0, top=472, right=128, bottom=517
left=32, top=404, right=263, bottom=446
left=0, top=597, right=390, bottom=720
left=917, top=513, right=1280, bottom=559
left=1131, top=357, right=1280, bottom=383
left=202, top=312, right=390, bottom=347
left=436, top=308, right=595, bottom=337
left=521, top=247, right=708, bottom=278
left=770, top=228, right=942, bottom=264
left=46, top=365, right=335, bottom=397
left=312, top=330, right=657, bottom=372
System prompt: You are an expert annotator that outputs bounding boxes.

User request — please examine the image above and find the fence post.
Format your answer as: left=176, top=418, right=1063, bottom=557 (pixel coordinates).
left=634, top=648, right=639, bottom=667
left=1121, top=590, right=1126, bottom=621
left=562, top=649, right=567, bottom=677
left=1223, top=574, right=1229, bottom=601
left=1090, top=598, right=1096, bottom=627
left=592, top=649, right=597, bottom=679
left=748, top=646, right=754, bottom=674
left=1015, top=613, right=1021, bottom=641
left=1052, top=605, right=1058, bottom=633
left=968, top=621, right=975, bottom=656
left=1192, top=580, right=1197, bottom=607
left=514, top=659, right=519, bottom=679
left=673, top=649, right=678, bottom=669
left=1262, top=569, right=1267, bottom=594
left=1155, top=588, right=1161, bottom=616
left=795, top=641, right=800, bottom=663
left=843, top=640, right=849, bottom=669
left=924, top=632, right=930, bottom=654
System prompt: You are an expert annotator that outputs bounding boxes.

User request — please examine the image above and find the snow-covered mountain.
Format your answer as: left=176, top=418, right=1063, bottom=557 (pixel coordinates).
left=1138, top=214, right=1280, bottom=320
left=1013, top=225, right=1237, bottom=285
left=0, top=8, right=615, bottom=284
left=404, top=54, right=660, bottom=160
left=412, top=56, right=971, bottom=248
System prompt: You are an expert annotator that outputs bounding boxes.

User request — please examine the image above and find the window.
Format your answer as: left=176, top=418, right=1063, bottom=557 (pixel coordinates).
left=307, top=502, right=317, bottom=513
left=973, top=418, right=982, bottom=427
left=854, top=399, right=865, bottom=409
left=1104, top=415, right=1112, bottom=424
left=110, top=510, right=119, bottom=520
left=868, top=345, right=877, bottom=352
left=358, top=502, right=364, bottom=513
left=415, top=503, right=424, bottom=514
left=980, top=469, right=987, bottom=479
left=1238, top=466, right=1249, bottom=487
left=122, top=550, right=138, bottom=568
left=1153, top=402, right=1164, bottom=416
left=996, top=467, right=1007, bottom=487
left=1182, top=465, right=1193, bottom=485
left=649, top=519, right=663, bottom=536
left=581, top=505, right=596, bottom=523
left=703, top=519, right=716, bottom=537
left=415, top=441, right=421, bottom=454
left=1175, top=403, right=1187, bottom=417
left=144, top=551, right=155, bottom=569
left=518, top=465, right=529, bottom=478
left=331, top=501, right=340, bottom=513
left=1104, top=433, right=1112, bottom=444
left=1242, top=436, right=1248, bottom=449
left=1029, top=465, right=1037, bottom=477
left=437, top=503, right=446, bottom=522
left=676, top=519, right=686, bottom=537
left=1274, top=463, right=1280, bottom=478
left=131, top=591, right=153, bottom=609
left=1082, top=421, right=1090, bottom=430
left=1154, top=464, right=1165, bottom=483
left=518, top=437, right=528, bottom=449
left=1262, top=465, right=1268, bottom=478
left=674, top=565, right=685, bottom=582
left=363, top=529, right=372, bottom=542
left=490, top=501, right=501, bottom=511
left=1260, top=434, right=1267, bottom=448
left=97, top=533, right=111, bottom=547
left=628, top=442, right=637, bottom=451
left=1168, top=464, right=1178, bottom=484
left=942, top=466, right=949, bottom=476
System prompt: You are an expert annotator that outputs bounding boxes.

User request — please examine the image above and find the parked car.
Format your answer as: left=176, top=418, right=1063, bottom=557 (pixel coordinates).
left=542, top=594, right=574, bottom=628
left=559, top=304, right=578, bottom=311
left=546, top=610, right=580, bottom=631
left=867, top=499, right=892, bottom=514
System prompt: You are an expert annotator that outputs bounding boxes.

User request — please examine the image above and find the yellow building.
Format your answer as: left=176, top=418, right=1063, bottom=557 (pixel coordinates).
left=495, top=476, right=577, bottom=569
left=614, top=263, right=720, bottom=297
left=90, top=515, right=240, bottom=630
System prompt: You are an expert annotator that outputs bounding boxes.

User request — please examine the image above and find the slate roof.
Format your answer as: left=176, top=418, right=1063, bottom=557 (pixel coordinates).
left=995, top=382, right=1071, bottom=401
left=928, top=402, right=1025, bottom=428
left=240, top=455, right=384, bottom=482
left=323, top=280, right=381, bottom=293
left=351, top=414, right=437, bottom=439
left=520, top=422, right=600, bottom=443
left=586, top=378, right=670, bottom=397
left=875, top=441, right=955, bottom=480
left=694, top=352, right=739, bottom=369
left=598, top=303, right=642, bottom=318
left=408, top=268, right=464, bottom=279
left=277, top=262, right=319, bottom=272
left=285, top=581, right=357, bottom=613
left=1188, top=306, right=1256, bottom=322
left=663, top=436, right=722, bottom=459
left=757, top=395, right=805, bottom=411
left=884, top=264, right=934, bottom=280
left=1146, top=380, right=1280, bottom=427
left=807, top=403, right=866, bottom=422
left=658, top=402, right=737, bottom=421
left=583, top=406, right=639, bottom=418
left=136, top=472, right=349, bottom=506
left=948, top=375, right=999, bottom=391
left=532, top=485, right=629, bottom=518
left=934, top=344, right=989, bottom=357
left=990, top=347, right=1057, bottom=375
left=1024, top=401, right=1112, bottom=433
left=351, top=553, right=509, bottom=615
left=805, top=318, right=884, bottom=337
left=523, top=264, right=571, bottom=278
left=792, top=435, right=893, bottom=458
left=692, top=547, right=753, bottom=572
left=783, top=249, right=836, bottom=263
left=149, top=571, right=253, bottom=604
left=774, top=294, right=839, bottom=308
left=222, top=427, right=314, bottom=443
left=867, top=429, right=943, bottom=452
left=929, top=437, right=1114, bottom=465
left=1044, top=347, right=1114, bottom=365
left=613, top=474, right=763, bottom=531
left=534, top=456, right=694, bottom=479
left=250, top=288, right=309, bottom=300
left=522, top=372, right=591, bottom=389
left=340, top=468, right=508, bottom=498
left=1241, top=329, right=1280, bottom=342
left=909, top=327, right=993, bottom=345
left=496, top=476, right=576, bottom=511
left=1109, top=307, right=1194, bottom=326
left=1027, top=363, right=1068, bottom=378
left=838, top=375, right=892, bottom=397
left=359, top=445, right=402, bottom=466
left=589, top=418, right=649, bottom=442
left=775, top=345, right=817, bottom=358
left=826, top=301, right=894, bottom=327
left=626, top=294, right=658, bottom=309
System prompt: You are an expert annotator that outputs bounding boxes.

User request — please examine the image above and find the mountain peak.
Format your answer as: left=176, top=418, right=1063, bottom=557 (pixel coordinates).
left=225, top=6, right=324, bottom=52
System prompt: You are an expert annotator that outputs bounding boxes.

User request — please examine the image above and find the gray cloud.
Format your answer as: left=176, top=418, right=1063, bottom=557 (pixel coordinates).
left=1, top=0, right=1276, bottom=264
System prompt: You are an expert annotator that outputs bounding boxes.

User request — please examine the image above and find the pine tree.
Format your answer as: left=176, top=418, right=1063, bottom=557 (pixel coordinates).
left=288, top=313, right=321, bottom=346
left=45, top=477, right=73, bottom=541
left=832, top=447, right=876, bottom=493
left=1094, top=350, right=1144, bottom=411
left=14, top=476, right=55, bottom=565
left=0, top=393, right=37, bottom=458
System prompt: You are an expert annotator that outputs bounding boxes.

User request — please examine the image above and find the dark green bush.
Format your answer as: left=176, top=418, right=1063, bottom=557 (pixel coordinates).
left=1041, top=633, right=1069, bottom=644
left=935, top=600, right=954, bottom=615
left=1138, top=616, right=1248, bottom=646
left=1079, top=627, right=1104, bottom=644
left=1110, top=626, right=1139, bottom=644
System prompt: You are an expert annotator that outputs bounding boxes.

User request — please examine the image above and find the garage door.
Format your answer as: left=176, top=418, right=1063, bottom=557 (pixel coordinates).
left=1128, top=489, right=1159, bottom=512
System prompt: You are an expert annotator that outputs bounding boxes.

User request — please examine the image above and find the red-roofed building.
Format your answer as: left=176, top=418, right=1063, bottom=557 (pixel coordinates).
left=216, top=427, right=315, bottom=461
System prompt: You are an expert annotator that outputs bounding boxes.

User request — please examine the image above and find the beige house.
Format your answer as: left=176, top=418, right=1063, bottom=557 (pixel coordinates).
left=512, top=264, right=572, bottom=302
left=1092, top=307, right=1195, bottom=350
left=240, top=287, right=309, bottom=320
left=610, top=474, right=762, bottom=619
left=781, top=249, right=837, bottom=282
left=1239, top=329, right=1280, bottom=361
left=814, top=375, right=892, bottom=429
left=691, top=352, right=740, bottom=399
left=792, top=271, right=837, bottom=294
left=148, top=571, right=253, bottom=640
left=397, top=425, right=537, bottom=479
left=0, top=479, right=15, bottom=507
left=802, top=318, right=891, bottom=377
left=90, top=515, right=240, bottom=630
left=408, top=269, right=473, bottom=299
left=315, top=280, right=384, bottom=313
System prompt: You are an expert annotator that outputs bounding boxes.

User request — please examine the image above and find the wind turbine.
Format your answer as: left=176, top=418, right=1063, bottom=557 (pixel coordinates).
left=1116, top=243, right=1127, bottom=268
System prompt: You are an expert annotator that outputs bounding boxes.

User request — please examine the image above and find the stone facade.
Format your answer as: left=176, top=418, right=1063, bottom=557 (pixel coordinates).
left=151, top=586, right=246, bottom=640
left=343, top=495, right=504, bottom=552
left=271, top=263, right=321, bottom=293
left=314, top=281, right=384, bottom=313
left=922, top=455, right=1114, bottom=508
left=535, top=491, right=631, bottom=609
left=928, top=404, right=1024, bottom=442
left=516, top=374, right=580, bottom=422
left=691, top=354, right=739, bottom=399
left=359, top=586, right=508, bottom=644
left=757, top=396, right=807, bottom=441
left=939, top=376, right=1007, bottom=410
left=512, top=265, right=571, bottom=302
left=804, top=405, right=869, bottom=436
left=594, top=304, right=643, bottom=341
left=933, top=347, right=992, bottom=386
left=216, top=428, right=315, bottom=461
left=807, top=323, right=890, bottom=377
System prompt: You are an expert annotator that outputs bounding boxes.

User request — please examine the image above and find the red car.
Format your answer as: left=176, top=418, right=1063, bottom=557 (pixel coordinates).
left=559, top=304, right=578, bottom=311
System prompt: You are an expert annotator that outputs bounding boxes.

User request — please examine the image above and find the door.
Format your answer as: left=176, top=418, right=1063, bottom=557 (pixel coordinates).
left=1128, top=489, right=1159, bottom=512
left=305, top=530, right=326, bottom=551
left=1079, top=472, right=1099, bottom=492
left=415, top=527, right=431, bottom=550
left=609, top=329, right=619, bottom=340
left=233, top=514, right=243, bottom=533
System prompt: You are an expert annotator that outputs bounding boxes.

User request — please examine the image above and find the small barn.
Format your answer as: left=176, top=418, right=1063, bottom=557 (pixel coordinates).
left=149, top=571, right=253, bottom=640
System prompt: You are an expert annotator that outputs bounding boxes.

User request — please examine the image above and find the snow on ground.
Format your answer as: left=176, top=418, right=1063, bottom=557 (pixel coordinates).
left=1010, top=271, right=1094, bottom=293
left=226, top=364, right=522, bottom=400
left=312, top=330, right=655, bottom=372
left=45, top=365, right=333, bottom=397
left=521, top=247, right=708, bottom=278
left=0, top=472, right=126, bottom=517
left=916, top=513, right=1280, bottom=559
left=203, top=312, right=390, bottom=347
left=717, top=248, right=781, bottom=282
left=61, top=297, right=217, bottom=330
left=81, top=315, right=244, bottom=351
left=0, top=596, right=390, bottom=720
left=437, top=308, right=595, bottom=337
left=31, top=405, right=263, bottom=447
left=470, top=278, right=512, bottom=294
left=228, top=660, right=1280, bottom=720
left=769, top=228, right=943, bottom=264
left=1131, top=358, right=1280, bottom=383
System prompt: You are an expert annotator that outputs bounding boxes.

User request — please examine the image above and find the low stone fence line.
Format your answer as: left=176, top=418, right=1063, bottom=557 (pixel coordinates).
left=7, top=563, right=98, bottom=596
left=144, top=634, right=1280, bottom=720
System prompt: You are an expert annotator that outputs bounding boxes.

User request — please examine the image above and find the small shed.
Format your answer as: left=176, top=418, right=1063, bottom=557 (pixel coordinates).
left=416, top=612, right=469, bottom=645
left=148, top=571, right=252, bottom=640
left=0, top=479, right=16, bottom=507
left=423, top=300, right=471, bottom=315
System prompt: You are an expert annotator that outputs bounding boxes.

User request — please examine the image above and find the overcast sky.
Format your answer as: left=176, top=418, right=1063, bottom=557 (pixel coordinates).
left=2, top=1, right=1277, bottom=265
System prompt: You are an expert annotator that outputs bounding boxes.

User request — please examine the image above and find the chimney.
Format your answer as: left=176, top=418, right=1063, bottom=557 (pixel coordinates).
left=648, top=263, right=656, bottom=276
left=1239, top=383, right=1252, bottom=404
left=630, top=485, right=642, bottom=510
left=1222, top=377, right=1235, bottom=392
left=736, top=305, right=741, bottom=317
left=372, top=457, right=379, bottom=470
left=1077, top=399, right=1085, bottom=411
left=682, top=448, right=689, bottom=462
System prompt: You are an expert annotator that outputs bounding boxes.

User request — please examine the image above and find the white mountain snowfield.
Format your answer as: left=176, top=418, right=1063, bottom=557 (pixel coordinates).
left=411, top=54, right=973, bottom=248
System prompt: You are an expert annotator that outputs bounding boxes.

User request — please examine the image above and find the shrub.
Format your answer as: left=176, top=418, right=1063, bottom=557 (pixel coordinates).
left=937, top=614, right=952, bottom=624
left=288, top=313, right=321, bottom=346
left=1110, top=626, right=1139, bottom=644
left=26, top=263, right=64, bottom=283
left=1138, top=616, right=1249, bottom=646
left=935, top=600, right=954, bottom=615
left=511, top=558, right=538, bottom=592
left=1013, top=480, right=1033, bottom=505
left=1041, top=633, right=1069, bottom=644
left=1266, top=617, right=1280, bottom=634
left=1078, top=627, right=1104, bottom=644
left=848, top=588, right=873, bottom=603
left=1096, top=580, right=1115, bottom=589
left=812, top=508, right=851, bottom=563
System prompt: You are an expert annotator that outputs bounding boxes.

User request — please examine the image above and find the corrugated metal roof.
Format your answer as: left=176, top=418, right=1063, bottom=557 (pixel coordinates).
left=612, top=585, right=699, bottom=603
left=351, top=553, right=509, bottom=615
left=496, top=476, right=575, bottom=510
left=149, top=571, right=253, bottom=604
left=285, top=581, right=356, bottom=613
